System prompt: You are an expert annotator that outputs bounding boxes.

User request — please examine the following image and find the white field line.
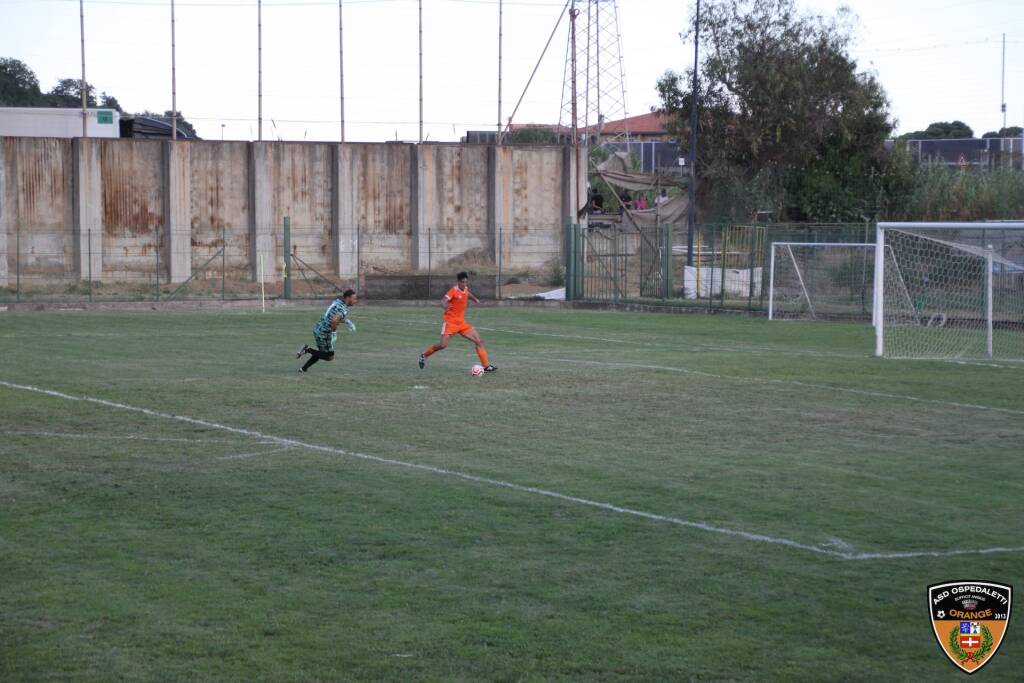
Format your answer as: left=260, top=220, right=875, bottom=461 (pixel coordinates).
left=4, top=430, right=259, bottom=444
left=217, top=446, right=294, bottom=461
left=2, top=380, right=1021, bottom=562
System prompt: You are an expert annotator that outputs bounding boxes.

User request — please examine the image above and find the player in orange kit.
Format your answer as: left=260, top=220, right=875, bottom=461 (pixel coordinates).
left=419, top=271, right=497, bottom=373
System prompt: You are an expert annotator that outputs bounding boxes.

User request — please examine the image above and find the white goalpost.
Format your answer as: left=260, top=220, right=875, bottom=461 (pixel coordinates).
left=768, top=242, right=875, bottom=321
left=874, top=222, right=1024, bottom=361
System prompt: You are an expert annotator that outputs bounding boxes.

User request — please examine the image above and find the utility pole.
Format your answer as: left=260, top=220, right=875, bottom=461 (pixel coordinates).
left=686, top=0, right=701, bottom=267
left=79, top=0, right=88, bottom=138
left=570, top=7, right=581, bottom=220
left=1001, top=33, right=1007, bottom=132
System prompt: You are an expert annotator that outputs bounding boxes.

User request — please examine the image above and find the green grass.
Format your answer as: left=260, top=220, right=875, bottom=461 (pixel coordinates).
left=1, top=305, right=1022, bottom=681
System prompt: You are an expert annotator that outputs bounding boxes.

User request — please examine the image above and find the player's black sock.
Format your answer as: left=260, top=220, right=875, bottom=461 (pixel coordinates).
left=301, top=356, right=320, bottom=371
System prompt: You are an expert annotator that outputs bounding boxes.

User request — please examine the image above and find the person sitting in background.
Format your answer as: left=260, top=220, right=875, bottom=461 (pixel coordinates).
left=634, top=193, right=649, bottom=210
left=619, top=191, right=632, bottom=213
left=654, top=188, right=669, bottom=206
left=590, top=190, right=605, bottom=214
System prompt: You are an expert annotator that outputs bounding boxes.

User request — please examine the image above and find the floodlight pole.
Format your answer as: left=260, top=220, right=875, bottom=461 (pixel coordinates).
left=79, top=0, right=88, bottom=138
left=252, top=0, right=258, bottom=141
left=339, top=0, right=345, bottom=142
left=497, top=0, right=503, bottom=144
left=686, top=0, right=700, bottom=267
left=171, top=0, right=177, bottom=140
left=418, top=0, right=424, bottom=143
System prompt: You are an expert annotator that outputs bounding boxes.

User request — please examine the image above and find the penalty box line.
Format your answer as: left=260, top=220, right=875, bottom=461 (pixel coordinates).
left=3, top=379, right=1023, bottom=563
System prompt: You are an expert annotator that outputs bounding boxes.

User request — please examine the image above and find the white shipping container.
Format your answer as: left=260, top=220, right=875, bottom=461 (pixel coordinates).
left=0, top=107, right=120, bottom=138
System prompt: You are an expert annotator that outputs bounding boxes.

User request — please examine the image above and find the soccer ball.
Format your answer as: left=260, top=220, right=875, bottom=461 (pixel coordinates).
left=471, top=364, right=485, bottom=377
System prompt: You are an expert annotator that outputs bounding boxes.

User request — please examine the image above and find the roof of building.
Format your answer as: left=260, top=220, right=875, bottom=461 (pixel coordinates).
left=509, top=111, right=670, bottom=137
left=583, top=111, right=670, bottom=135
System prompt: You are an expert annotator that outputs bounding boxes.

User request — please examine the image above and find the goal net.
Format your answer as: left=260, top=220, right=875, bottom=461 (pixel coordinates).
left=875, top=222, right=1024, bottom=361
left=768, top=242, right=874, bottom=321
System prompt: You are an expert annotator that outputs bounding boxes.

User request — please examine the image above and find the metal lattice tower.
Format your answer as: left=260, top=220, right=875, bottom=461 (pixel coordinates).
left=559, top=0, right=630, bottom=142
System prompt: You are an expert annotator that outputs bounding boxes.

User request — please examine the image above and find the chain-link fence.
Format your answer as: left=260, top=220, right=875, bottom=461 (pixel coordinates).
left=0, top=220, right=566, bottom=304
left=566, top=222, right=875, bottom=313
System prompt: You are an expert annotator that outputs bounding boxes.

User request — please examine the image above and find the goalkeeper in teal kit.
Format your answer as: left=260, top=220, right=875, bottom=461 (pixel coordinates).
left=296, top=289, right=357, bottom=373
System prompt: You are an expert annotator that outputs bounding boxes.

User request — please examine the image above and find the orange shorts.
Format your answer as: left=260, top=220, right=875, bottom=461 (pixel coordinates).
left=441, top=320, right=474, bottom=337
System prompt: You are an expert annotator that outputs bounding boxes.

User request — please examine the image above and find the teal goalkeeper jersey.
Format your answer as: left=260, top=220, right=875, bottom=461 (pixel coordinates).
left=315, top=299, right=349, bottom=335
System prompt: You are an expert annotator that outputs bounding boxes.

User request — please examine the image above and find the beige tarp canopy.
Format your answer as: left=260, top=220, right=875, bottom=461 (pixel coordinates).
left=594, top=152, right=689, bottom=224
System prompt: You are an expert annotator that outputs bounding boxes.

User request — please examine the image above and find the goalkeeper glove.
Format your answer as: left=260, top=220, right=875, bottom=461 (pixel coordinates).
left=345, top=319, right=356, bottom=332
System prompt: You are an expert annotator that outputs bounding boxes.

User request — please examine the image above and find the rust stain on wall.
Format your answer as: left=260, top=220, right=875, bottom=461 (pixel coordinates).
left=432, top=145, right=487, bottom=232
left=100, top=140, right=164, bottom=237
left=357, top=144, right=411, bottom=236
left=15, top=138, right=71, bottom=229
left=188, top=142, right=250, bottom=269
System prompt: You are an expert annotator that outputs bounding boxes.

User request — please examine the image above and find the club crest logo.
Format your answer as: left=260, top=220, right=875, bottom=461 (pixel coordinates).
left=929, top=581, right=1012, bottom=674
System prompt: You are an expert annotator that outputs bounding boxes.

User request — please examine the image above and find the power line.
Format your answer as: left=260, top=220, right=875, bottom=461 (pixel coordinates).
left=0, top=0, right=565, bottom=7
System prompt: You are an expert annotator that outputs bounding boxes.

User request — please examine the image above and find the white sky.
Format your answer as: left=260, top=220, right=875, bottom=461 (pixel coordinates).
left=0, top=0, right=1022, bottom=142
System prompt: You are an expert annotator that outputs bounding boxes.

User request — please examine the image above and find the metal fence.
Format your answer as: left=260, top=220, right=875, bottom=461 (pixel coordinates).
left=566, top=222, right=874, bottom=313
left=0, top=219, right=565, bottom=304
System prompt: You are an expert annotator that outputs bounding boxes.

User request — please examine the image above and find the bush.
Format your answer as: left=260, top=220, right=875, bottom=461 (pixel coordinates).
left=542, top=257, right=565, bottom=287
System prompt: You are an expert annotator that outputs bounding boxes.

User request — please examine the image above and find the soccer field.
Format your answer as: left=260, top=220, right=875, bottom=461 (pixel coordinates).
left=1, top=304, right=1021, bottom=681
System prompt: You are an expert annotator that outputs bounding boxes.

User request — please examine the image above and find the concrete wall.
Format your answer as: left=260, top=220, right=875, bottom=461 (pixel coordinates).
left=100, top=139, right=164, bottom=280
left=190, top=142, right=250, bottom=278
left=419, top=144, right=490, bottom=270
left=0, top=138, right=75, bottom=285
left=494, top=145, right=568, bottom=270
left=345, top=143, right=413, bottom=273
left=0, top=137, right=575, bottom=290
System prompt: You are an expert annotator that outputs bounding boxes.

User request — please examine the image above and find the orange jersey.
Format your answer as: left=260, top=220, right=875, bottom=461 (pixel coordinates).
left=443, top=286, right=471, bottom=323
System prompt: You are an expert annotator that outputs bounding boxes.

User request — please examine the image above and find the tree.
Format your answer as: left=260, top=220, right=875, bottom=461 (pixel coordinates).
left=46, top=78, right=97, bottom=108
left=657, top=0, right=893, bottom=221
left=163, top=110, right=197, bottom=138
left=507, top=126, right=558, bottom=144
left=982, top=126, right=1023, bottom=139
left=100, top=92, right=123, bottom=112
left=0, top=57, right=44, bottom=106
left=899, top=120, right=974, bottom=140
left=137, top=109, right=199, bottom=139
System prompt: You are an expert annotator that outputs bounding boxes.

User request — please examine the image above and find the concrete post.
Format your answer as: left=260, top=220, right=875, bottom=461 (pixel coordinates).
left=0, top=143, right=9, bottom=287
left=164, top=141, right=191, bottom=283
left=333, top=144, right=359, bottom=280
left=410, top=144, right=430, bottom=271
left=488, top=145, right=512, bottom=271
left=487, top=146, right=497, bottom=263
left=72, top=138, right=103, bottom=283
left=249, top=142, right=276, bottom=281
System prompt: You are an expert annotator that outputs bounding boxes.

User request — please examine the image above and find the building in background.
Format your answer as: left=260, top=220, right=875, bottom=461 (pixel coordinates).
left=0, top=107, right=197, bottom=140
left=0, top=107, right=120, bottom=138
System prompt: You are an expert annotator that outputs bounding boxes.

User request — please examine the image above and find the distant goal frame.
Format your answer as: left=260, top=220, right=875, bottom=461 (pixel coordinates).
left=767, top=242, right=876, bottom=322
